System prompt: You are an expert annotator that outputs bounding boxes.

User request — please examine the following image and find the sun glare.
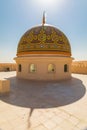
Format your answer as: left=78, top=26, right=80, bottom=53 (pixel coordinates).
left=36, top=0, right=58, bottom=8
left=37, top=0, right=56, bottom=6
left=35, top=0, right=65, bottom=11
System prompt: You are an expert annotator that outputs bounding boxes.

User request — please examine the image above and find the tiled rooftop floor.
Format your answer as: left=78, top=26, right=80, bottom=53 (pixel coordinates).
left=0, top=72, right=87, bottom=130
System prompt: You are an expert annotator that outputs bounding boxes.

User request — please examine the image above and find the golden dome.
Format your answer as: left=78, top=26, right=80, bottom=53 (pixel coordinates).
left=17, top=24, right=71, bottom=56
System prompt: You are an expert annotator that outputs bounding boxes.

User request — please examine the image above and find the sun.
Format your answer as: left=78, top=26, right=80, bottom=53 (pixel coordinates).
left=36, top=0, right=57, bottom=8
left=37, top=0, right=56, bottom=6
left=34, top=0, right=65, bottom=11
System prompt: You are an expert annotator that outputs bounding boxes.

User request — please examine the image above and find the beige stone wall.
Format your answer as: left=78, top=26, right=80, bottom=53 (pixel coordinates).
left=71, top=61, right=87, bottom=74
left=14, top=55, right=72, bottom=80
left=0, top=79, right=10, bottom=94
left=0, top=63, right=16, bottom=72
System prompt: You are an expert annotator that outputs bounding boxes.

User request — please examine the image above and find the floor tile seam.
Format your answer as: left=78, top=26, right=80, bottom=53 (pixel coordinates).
left=58, top=108, right=84, bottom=121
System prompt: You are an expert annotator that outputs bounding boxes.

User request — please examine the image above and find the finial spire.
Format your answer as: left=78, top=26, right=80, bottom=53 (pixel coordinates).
left=42, top=11, right=46, bottom=25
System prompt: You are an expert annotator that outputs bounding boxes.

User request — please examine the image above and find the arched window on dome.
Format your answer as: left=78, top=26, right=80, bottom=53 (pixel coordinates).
left=18, top=64, right=22, bottom=72
left=64, top=64, right=68, bottom=72
left=30, top=64, right=36, bottom=73
left=48, top=64, right=55, bottom=73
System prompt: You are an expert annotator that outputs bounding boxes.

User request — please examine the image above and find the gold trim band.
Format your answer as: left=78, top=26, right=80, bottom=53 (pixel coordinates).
left=17, top=51, right=71, bottom=56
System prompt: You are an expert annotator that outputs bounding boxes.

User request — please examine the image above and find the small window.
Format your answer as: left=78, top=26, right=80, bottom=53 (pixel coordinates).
left=18, top=64, right=22, bottom=72
left=64, top=64, right=68, bottom=72
left=30, top=64, right=36, bottom=73
left=5, top=67, right=10, bottom=71
left=48, top=64, right=55, bottom=72
left=7, top=67, right=10, bottom=71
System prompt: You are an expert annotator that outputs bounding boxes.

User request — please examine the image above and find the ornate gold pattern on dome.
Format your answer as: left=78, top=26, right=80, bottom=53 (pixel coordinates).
left=17, top=25, right=71, bottom=56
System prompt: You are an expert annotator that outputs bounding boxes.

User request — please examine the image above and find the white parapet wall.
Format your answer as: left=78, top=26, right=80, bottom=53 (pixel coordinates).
left=0, top=79, right=10, bottom=94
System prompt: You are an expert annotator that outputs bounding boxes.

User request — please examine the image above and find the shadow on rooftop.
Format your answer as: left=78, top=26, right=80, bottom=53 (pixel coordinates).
left=0, top=76, right=86, bottom=109
left=0, top=76, right=86, bottom=129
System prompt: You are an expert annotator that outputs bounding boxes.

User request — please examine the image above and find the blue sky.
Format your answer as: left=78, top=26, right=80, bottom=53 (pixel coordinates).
left=0, top=0, right=87, bottom=62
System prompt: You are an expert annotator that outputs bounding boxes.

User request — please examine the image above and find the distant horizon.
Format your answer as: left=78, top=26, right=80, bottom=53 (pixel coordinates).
left=0, top=0, right=87, bottom=62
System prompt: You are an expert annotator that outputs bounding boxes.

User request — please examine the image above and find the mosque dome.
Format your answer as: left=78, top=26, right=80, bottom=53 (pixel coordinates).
left=17, top=15, right=71, bottom=57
